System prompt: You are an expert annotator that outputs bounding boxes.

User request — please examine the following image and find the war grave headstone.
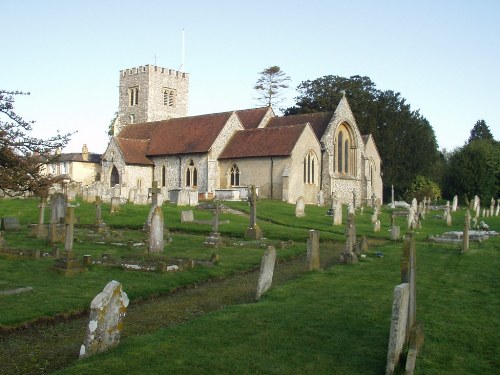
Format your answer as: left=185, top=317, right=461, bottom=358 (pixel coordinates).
left=255, top=246, right=277, bottom=301
left=205, top=204, right=224, bottom=247
left=245, top=185, right=263, bottom=240
left=79, top=280, right=129, bottom=359
left=307, top=230, right=320, bottom=271
left=339, top=213, right=358, bottom=264
left=462, top=209, right=470, bottom=253
left=147, top=206, right=164, bottom=253
left=295, top=196, right=306, bottom=217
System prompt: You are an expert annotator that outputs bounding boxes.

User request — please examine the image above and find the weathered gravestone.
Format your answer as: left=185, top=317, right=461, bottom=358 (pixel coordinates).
left=79, top=280, right=129, bottom=359
left=401, top=232, right=417, bottom=341
left=149, top=181, right=162, bottom=207
left=148, top=206, right=164, bottom=253
left=35, top=198, right=48, bottom=238
left=445, top=206, right=452, bottom=226
left=385, top=283, right=410, bottom=375
left=462, top=209, right=470, bottom=253
left=389, top=184, right=395, bottom=209
left=332, top=200, right=342, bottom=226
left=1, top=217, right=20, bottom=231
left=205, top=204, right=223, bottom=247
left=295, top=196, right=306, bottom=217
left=339, top=213, right=358, bottom=264
left=53, top=206, right=85, bottom=275
left=373, top=220, right=381, bottom=232
left=496, top=199, right=500, bottom=216
left=180, top=210, right=194, bottom=223
left=48, top=193, right=67, bottom=245
left=307, top=230, right=320, bottom=271
left=255, top=246, right=276, bottom=301
left=490, top=198, right=495, bottom=217
left=245, top=185, right=263, bottom=240
left=110, top=197, right=120, bottom=213
left=452, top=195, right=458, bottom=212
left=317, top=190, right=325, bottom=207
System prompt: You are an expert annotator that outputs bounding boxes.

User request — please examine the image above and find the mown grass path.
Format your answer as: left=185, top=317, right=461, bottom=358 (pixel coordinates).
left=0, top=245, right=341, bottom=375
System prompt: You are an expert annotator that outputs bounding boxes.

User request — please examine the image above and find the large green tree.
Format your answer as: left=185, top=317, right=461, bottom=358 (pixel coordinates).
left=254, top=66, right=291, bottom=108
left=285, top=75, right=441, bottom=198
left=468, top=119, right=493, bottom=143
left=0, top=90, right=71, bottom=197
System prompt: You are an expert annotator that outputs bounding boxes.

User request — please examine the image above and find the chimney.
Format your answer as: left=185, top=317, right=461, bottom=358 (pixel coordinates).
left=82, top=144, right=89, bottom=161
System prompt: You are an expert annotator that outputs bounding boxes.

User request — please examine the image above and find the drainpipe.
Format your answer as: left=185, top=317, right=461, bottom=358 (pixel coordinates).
left=178, top=155, right=182, bottom=187
left=320, top=142, right=325, bottom=191
left=270, top=157, right=274, bottom=199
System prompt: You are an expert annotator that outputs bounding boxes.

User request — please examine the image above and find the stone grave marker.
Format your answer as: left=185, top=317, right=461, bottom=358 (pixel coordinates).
left=148, top=206, right=164, bottom=253
left=307, top=230, right=320, bottom=271
left=496, top=199, right=500, bottom=216
left=371, top=208, right=378, bottom=224
left=373, top=220, right=381, bottom=232
left=332, top=200, right=343, bottom=226
left=205, top=204, right=223, bottom=247
left=180, top=210, right=194, bottom=223
left=490, top=197, right=495, bottom=217
left=1, top=217, right=20, bottom=231
left=79, top=280, right=129, bottom=359
left=389, top=184, right=395, bottom=209
left=462, top=209, right=470, bottom=253
left=50, top=193, right=67, bottom=224
left=317, top=190, right=325, bottom=207
left=385, top=283, right=410, bottom=375
left=401, top=232, right=417, bottom=340
left=375, top=197, right=382, bottom=211
left=295, top=196, right=306, bottom=217
left=53, top=206, right=85, bottom=275
left=452, top=195, right=458, bottom=212
left=340, top=213, right=358, bottom=264
left=391, top=225, right=401, bottom=241
left=95, top=196, right=103, bottom=227
left=149, top=181, right=162, bottom=207
left=245, top=185, right=263, bottom=240
left=255, top=246, right=276, bottom=301
left=110, top=197, right=120, bottom=213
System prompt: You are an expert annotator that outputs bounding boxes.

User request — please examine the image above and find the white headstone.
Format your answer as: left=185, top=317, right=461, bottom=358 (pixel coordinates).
left=255, top=246, right=277, bottom=301
left=148, top=206, right=164, bottom=253
left=295, top=196, right=306, bottom=217
left=452, top=195, right=458, bottom=212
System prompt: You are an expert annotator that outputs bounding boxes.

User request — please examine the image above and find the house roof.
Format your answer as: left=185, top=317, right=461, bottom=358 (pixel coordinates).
left=235, top=107, right=270, bottom=129
left=57, top=153, right=102, bottom=163
left=117, top=111, right=234, bottom=157
left=265, top=112, right=334, bottom=140
left=219, top=124, right=308, bottom=159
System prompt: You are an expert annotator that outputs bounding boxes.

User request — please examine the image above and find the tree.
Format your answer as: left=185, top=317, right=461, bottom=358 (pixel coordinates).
left=285, top=75, right=440, bottom=198
left=468, top=119, right=493, bottom=143
left=253, top=66, right=291, bottom=108
left=0, top=90, right=72, bottom=197
left=107, top=111, right=118, bottom=136
left=405, top=175, right=441, bottom=202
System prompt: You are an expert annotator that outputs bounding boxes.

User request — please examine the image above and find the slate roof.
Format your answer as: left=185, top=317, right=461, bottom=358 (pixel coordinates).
left=235, top=107, right=270, bottom=129
left=57, top=153, right=102, bottom=163
left=116, top=111, right=235, bottom=162
left=219, top=124, right=308, bottom=159
left=265, top=112, right=334, bottom=140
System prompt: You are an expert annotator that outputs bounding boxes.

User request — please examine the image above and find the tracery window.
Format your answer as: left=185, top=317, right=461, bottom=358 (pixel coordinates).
left=230, top=164, right=240, bottom=186
left=337, top=131, right=344, bottom=173
left=186, top=160, right=197, bottom=187
left=303, top=150, right=317, bottom=184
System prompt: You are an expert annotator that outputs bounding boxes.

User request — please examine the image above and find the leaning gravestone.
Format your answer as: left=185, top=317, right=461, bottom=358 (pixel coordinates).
left=295, top=196, right=306, bottom=217
left=79, top=280, right=129, bottom=359
left=255, top=246, right=277, bottom=301
left=385, top=283, right=410, bottom=375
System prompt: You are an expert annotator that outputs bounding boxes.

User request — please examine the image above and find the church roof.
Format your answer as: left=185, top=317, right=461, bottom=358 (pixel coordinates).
left=265, top=112, right=334, bottom=139
left=116, top=138, right=153, bottom=165
left=235, top=107, right=270, bottom=129
left=117, top=111, right=234, bottom=157
left=219, top=124, right=307, bottom=159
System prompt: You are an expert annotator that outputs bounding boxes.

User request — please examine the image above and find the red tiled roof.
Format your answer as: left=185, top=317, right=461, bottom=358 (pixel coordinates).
left=266, top=112, right=333, bottom=139
left=219, top=124, right=307, bottom=159
left=116, top=138, right=153, bottom=165
left=235, top=107, right=270, bottom=129
left=117, top=111, right=235, bottom=159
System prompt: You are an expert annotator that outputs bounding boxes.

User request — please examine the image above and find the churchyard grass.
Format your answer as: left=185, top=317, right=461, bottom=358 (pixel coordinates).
left=1, top=198, right=499, bottom=374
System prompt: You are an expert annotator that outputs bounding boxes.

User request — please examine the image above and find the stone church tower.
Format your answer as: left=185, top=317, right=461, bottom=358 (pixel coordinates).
left=114, top=65, right=189, bottom=134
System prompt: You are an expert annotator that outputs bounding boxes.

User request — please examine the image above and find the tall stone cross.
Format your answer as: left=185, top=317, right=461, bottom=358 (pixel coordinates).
left=245, top=185, right=263, bottom=240
left=390, top=184, right=395, bottom=208
left=212, top=204, right=221, bottom=233
left=149, top=181, right=161, bottom=207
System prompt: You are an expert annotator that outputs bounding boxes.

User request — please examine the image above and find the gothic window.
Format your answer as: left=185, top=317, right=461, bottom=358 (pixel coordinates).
left=230, top=164, right=240, bottom=186
left=110, top=166, right=120, bottom=187
left=161, top=165, right=166, bottom=187
left=303, top=150, right=317, bottom=184
left=344, top=139, right=349, bottom=174
left=186, top=160, right=197, bottom=187
left=128, top=87, right=139, bottom=106
left=163, top=88, right=176, bottom=107
left=337, top=131, right=343, bottom=173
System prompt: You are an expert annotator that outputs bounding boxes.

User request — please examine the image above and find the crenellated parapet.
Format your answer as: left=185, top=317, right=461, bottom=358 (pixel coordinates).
left=120, top=65, right=189, bottom=80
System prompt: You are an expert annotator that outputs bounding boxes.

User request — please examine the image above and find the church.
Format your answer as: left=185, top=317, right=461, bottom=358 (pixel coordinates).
left=100, top=64, right=382, bottom=206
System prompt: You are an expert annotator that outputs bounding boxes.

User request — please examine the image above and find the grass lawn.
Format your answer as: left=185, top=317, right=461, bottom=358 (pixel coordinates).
left=1, top=197, right=499, bottom=374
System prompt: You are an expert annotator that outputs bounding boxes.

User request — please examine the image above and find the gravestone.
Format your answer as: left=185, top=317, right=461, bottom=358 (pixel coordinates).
left=317, top=190, right=325, bottom=207
left=371, top=209, right=378, bottom=224
left=255, top=246, right=276, bottom=301
left=411, top=198, right=418, bottom=212
left=53, top=206, right=85, bottom=275
left=401, top=232, right=417, bottom=341
left=340, top=213, right=358, bottom=264
left=490, top=198, right=495, bottom=217
left=2, top=217, right=20, bottom=231
left=473, top=195, right=480, bottom=211
left=148, top=206, right=164, bottom=253
left=352, top=189, right=357, bottom=208
left=462, top=209, right=470, bottom=253
left=385, top=283, right=410, bottom=375
left=389, top=184, right=395, bottom=209
left=245, top=185, right=263, bottom=240
left=128, top=188, right=137, bottom=203
left=94, top=196, right=103, bottom=227
left=496, top=199, right=500, bottom=216
left=110, top=197, right=120, bottom=213
left=407, top=207, right=417, bottom=229
left=452, top=195, right=458, bottom=212
left=307, top=230, right=320, bottom=271
left=149, top=181, right=162, bottom=207
left=79, top=280, right=129, bottom=359
left=67, top=188, right=77, bottom=202
left=375, top=197, right=382, bottom=211
left=391, top=226, right=401, bottom=241
left=359, top=235, right=369, bottom=253
left=50, top=193, right=67, bottom=224
left=373, top=220, right=381, bottom=232
left=180, top=210, right=194, bottom=223
left=295, top=196, right=306, bottom=217
left=332, top=201, right=342, bottom=226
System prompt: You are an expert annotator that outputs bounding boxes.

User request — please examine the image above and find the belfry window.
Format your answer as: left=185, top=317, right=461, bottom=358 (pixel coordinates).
left=230, top=164, right=240, bottom=186
left=163, top=88, right=176, bottom=107
left=186, top=160, right=197, bottom=187
left=128, top=87, right=139, bottom=106
left=303, top=150, right=317, bottom=184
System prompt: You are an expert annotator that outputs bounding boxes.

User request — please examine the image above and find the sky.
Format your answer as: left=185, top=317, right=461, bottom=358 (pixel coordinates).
left=1, top=0, right=499, bottom=154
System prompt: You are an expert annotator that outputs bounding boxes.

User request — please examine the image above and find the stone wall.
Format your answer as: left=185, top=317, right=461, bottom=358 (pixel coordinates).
left=70, top=161, right=101, bottom=187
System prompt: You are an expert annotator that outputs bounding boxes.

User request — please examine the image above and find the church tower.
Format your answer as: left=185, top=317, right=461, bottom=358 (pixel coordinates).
left=114, top=64, right=189, bottom=134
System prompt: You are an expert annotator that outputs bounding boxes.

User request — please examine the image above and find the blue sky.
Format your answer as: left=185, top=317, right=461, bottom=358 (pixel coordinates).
left=2, top=0, right=499, bottom=153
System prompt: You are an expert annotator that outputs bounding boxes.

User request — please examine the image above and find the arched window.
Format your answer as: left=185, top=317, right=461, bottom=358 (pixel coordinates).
left=230, top=164, right=240, bottom=186
left=303, top=151, right=317, bottom=184
left=344, top=139, right=349, bottom=174
left=161, top=165, right=166, bottom=187
left=337, top=131, right=343, bottom=173
left=186, top=160, right=197, bottom=187
left=110, top=166, right=120, bottom=187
